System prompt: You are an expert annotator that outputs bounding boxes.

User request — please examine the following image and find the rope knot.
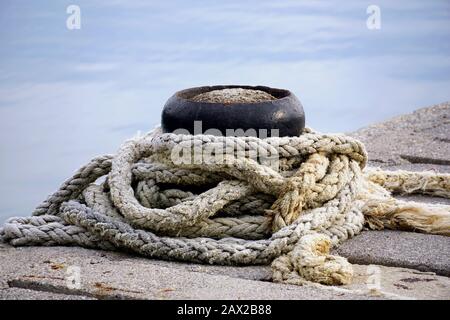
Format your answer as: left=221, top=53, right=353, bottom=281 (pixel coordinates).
left=271, top=152, right=330, bottom=232
left=271, top=233, right=353, bottom=285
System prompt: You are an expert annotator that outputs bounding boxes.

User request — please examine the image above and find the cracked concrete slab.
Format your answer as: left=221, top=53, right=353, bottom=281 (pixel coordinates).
left=341, top=103, right=450, bottom=279
left=351, top=101, right=450, bottom=167
left=0, top=287, right=95, bottom=300
left=345, top=264, right=450, bottom=300
left=333, top=230, right=450, bottom=276
left=0, top=246, right=374, bottom=300
left=1, top=246, right=449, bottom=300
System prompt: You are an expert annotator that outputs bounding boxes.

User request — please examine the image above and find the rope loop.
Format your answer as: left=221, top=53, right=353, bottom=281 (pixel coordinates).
left=1, top=128, right=449, bottom=286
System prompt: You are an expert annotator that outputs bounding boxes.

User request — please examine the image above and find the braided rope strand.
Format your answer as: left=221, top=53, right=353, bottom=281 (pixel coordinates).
left=1, top=128, right=449, bottom=286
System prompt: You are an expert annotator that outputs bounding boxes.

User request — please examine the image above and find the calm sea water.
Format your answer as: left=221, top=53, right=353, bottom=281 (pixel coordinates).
left=0, top=0, right=449, bottom=222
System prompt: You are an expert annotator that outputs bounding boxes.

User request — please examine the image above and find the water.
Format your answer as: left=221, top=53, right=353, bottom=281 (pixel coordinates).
left=0, top=0, right=449, bottom=222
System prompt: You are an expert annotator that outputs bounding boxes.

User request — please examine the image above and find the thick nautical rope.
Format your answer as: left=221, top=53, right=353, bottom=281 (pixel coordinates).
left=1, top=128, right=449, bottom=286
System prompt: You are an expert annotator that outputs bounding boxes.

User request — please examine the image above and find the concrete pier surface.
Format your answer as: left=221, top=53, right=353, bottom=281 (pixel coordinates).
left=1, top=102, right=449, bottom=300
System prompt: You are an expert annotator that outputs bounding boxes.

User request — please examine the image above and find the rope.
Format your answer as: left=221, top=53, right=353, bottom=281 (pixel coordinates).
left=1, top=128, right=449, bottom=286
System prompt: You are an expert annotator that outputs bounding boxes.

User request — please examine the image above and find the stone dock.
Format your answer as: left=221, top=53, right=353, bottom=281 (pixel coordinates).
left=1, top=102, right=449, bottom=300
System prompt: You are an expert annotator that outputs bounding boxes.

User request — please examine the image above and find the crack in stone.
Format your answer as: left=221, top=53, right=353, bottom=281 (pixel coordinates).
left=7, top=278, right=144, bottom=300
left=433, top=137, right=450, bottom=143
left=400, top=154, right=450, bottom=166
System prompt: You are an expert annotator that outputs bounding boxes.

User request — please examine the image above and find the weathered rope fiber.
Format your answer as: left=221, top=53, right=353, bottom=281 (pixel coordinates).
left=1, top=128, right=449, bottom=286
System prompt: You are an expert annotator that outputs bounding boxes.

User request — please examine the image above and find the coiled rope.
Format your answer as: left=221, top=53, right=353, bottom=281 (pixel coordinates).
left=1, top=128, right=449, bottom=285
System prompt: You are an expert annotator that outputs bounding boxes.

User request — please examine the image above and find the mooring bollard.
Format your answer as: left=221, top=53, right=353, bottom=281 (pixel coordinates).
left=161, top=85, right=305, bottom=137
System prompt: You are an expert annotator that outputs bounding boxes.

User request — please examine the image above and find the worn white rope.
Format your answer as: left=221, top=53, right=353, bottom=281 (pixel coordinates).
left=1, top=128, right=449, bottom=286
